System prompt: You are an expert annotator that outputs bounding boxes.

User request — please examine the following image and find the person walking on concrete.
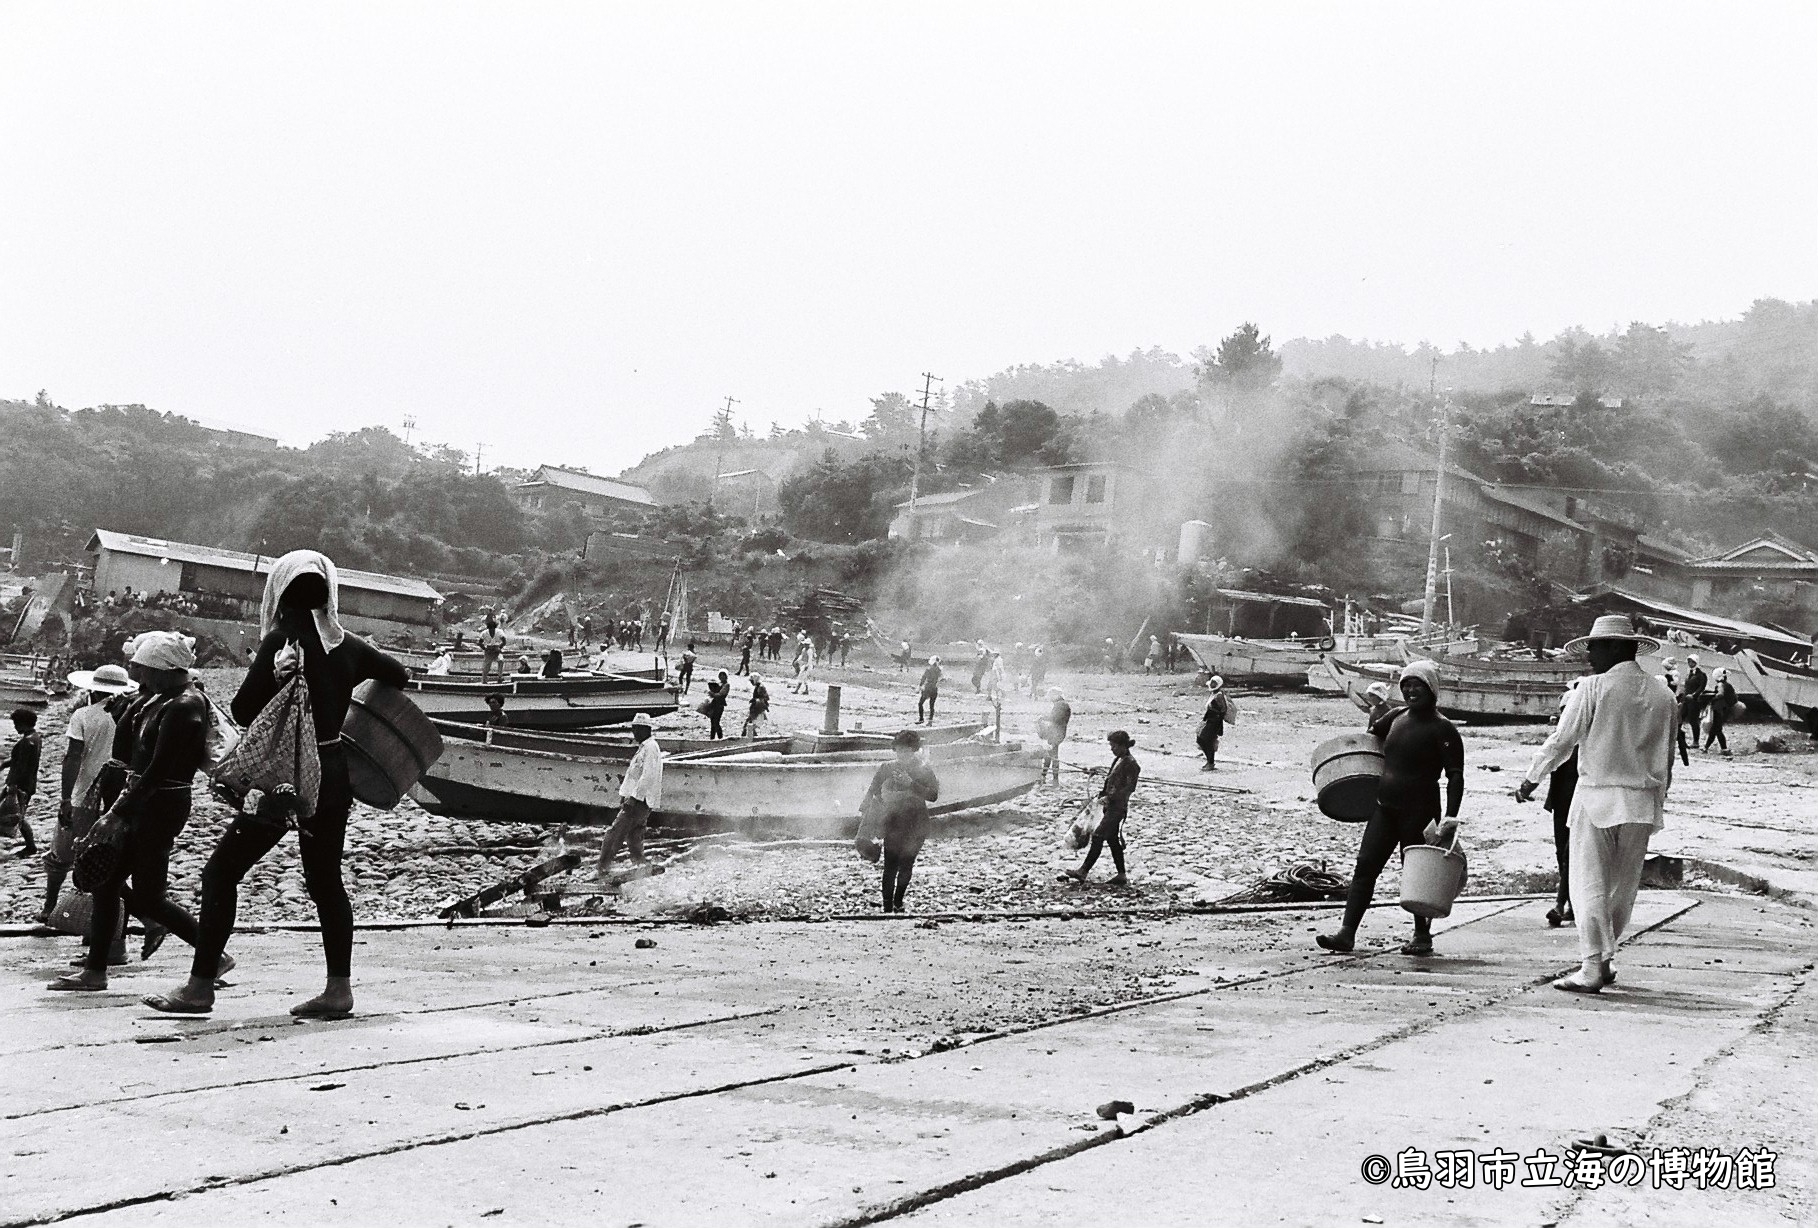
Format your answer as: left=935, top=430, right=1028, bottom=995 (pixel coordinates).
left=1037, top=687, right=1071, bottom=785
left=478, top=615, right=508, bottom=685
left=861, top=729, right=941, bottom=913
left=1704, top=668, right=1736, bottom=756
left=594, top=713, right=662, bottom=881
left=1543, top=680, right=1583, bottom=928
left=147, top=552, right=410, bottom=1018
left=1515, top=615, right=1676, bottom=993
left=917, top=657, right=942, bottom=725
left=40, top=665, right=134, bottom=925
left=1317, top=659, right=1463, bottom=958
left=1196, top=675, right=1229, bottom=771
left=1064, top=730, right=1140, bottom=886
left=48, top=633, right=213, bottom=994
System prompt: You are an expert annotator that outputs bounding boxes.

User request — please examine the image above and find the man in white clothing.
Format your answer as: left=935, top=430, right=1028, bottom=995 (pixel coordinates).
left=594, top=713, right=662, bottom=879
left=1515, top=615, right=1676, bottom=993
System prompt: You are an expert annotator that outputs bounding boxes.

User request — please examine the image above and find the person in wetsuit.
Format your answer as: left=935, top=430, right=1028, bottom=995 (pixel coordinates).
left=145, top=551, right=408, bottom=1018
left=47, top=632, right=214, bottom=992
left=1543, top=680, right=1582, bottom=928
left=862, top=729, right=941, bottom=912
left=1317, top=659, right=1464, bottom=957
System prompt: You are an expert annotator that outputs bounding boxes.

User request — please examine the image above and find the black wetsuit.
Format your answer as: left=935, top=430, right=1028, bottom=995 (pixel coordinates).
left=82, top=686, right=210, bottom=973
left=190, top=628, right=408, bottom=981
left=1544, top=750, right=1579, bottom=913
left=1340, top=706, right=1464, bottom=932
left=863, top=759, right=941, bottom=912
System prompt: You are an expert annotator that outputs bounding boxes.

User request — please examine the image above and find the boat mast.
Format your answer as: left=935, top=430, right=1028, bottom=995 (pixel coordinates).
left=1421, top=397, right=1452, bottom=634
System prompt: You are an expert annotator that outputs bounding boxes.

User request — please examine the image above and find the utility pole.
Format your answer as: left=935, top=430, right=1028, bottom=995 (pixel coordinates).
left=1428, top=351, right=1439, bottom=398
left=906, top=371, right=942, bottom=512
left=1421, top=395, right=1453, bottom=634
left=710, top=395, right=739, bottom=511
left=402, top=415, right=416, bottom=448
left=474, top=443, right=485, bottom=477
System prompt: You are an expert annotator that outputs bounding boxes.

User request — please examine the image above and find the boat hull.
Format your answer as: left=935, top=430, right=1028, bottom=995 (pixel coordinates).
left=1178, top=632, right=1473, bottom=689
left=1323, top=656, right=1564, bottom=723
left=1735, top=651, right=1818, bottom=731
left=402, top=675, right=677, bottom=729
left=411, top=734, right=1043, bottom=829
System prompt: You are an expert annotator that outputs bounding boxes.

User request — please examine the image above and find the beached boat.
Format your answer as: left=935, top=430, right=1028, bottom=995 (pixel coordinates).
left=409, top=722, right=1043, bottom=828
left=1398, top=642, right=1767, bottom=711
left=401, top=673, right=677, bottom=729
left=1732, top=651, right=1818, bottom=732
left=1182, top=631, right=1477, bottom=689
left=1322, top=655, right=1565, bottom=723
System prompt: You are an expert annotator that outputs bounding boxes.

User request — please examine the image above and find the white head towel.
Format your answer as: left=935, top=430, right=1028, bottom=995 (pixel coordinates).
left=260, top=550, right=346, bottom=651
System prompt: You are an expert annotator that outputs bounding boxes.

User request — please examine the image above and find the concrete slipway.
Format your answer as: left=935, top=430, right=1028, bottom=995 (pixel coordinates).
left=1, top=892, right=1811, bottom=1227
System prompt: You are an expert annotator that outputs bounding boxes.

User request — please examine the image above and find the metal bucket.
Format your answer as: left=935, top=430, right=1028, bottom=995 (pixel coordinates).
left=343, top=681, right=445, bottom=809
left=1400, top=843, right=1467, bottom=919
left=1310, top=733, right=1383, bottom=822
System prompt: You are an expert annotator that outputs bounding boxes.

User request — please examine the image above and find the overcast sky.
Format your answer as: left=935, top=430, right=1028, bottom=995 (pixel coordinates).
left=3, top=1, right=1813, bottom=472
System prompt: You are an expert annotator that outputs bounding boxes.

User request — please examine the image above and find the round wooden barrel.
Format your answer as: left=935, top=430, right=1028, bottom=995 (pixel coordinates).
left=343, top=681, right=445, bottom=810
left=1310, top=732, right=1384, bottom=822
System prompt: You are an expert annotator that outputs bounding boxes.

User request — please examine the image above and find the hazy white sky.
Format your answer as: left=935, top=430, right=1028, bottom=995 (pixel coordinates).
left=3, top=1, right=1813, bottom=472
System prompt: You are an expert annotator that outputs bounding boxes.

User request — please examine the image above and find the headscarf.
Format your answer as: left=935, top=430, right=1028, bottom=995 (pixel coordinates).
left=128, top=630, right=196, bottom=671
left=1208, top=674, right=1225, bottom=691
left=1397, top=659, right=1442, bottom=696
left=1046, top=686, right=1064, bottom=701
left=260, top=550, right=346, bottom=651
left=1364, top=681, right=1392, bottom=705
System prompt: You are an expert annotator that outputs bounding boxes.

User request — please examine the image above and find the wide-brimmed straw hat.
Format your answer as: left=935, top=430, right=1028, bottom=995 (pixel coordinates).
left=66, top=664, right=136, bottom=694
left=1564, top=614, right=1660, bottom=654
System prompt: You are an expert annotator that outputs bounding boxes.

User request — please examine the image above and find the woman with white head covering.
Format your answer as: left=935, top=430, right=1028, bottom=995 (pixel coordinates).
left=146, top=550, right=408, bottom=1019
left=1317, top=658, right=1464, bottom=959
left=1196, top=675, right=1228, bottom=771
left=1703, top=668, right=1736, bottom=756
left=47, top=632, right=213, bottom=993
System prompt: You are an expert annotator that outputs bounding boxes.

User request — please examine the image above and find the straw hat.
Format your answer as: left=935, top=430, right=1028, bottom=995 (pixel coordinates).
left=631, top=712, right=654, bottom=729
left=66, top=663, right=135, bottom=694
left=1565, top=614, right=1660, bottom=654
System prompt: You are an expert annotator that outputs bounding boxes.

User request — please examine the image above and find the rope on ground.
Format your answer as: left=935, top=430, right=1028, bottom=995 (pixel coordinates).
left=1212, top=862, right=1351, bottom=906
left=1059, top=762, right=1251, bottom=795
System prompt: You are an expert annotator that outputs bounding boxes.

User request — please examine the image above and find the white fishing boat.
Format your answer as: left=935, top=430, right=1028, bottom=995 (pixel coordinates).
left=410, top=722, right=1042, bottom=828
left=1322, top=655, right=1565, bottom=723
left=401, top=673, right=677, bottom=729
left=1398, top=642, right=1766, bottom=711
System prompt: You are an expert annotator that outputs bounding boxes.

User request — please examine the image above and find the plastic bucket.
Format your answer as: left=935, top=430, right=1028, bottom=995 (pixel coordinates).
left=1310, top=733, right=1383, bottom=822
left=1400, top=843, right=1467, bottom=919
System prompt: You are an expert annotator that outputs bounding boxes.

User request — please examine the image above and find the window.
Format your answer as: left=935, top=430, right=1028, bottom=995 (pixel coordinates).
left=1085, top=475, right=1107, bottom=504
left=1400, top=471, right=1421, bottom=495
left=1049, top=476, right=1075, bottom=505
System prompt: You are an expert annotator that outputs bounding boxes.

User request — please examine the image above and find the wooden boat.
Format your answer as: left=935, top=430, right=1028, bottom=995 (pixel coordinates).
left=410, top=722, right=1043, bottom=828
left=1399, top=642, right=1767, bottom=711
left=0, top=679, right=55, bottom=709
left=400, top=673, right=677, bottom=729
left=1733, top=651, right=1818, bottom=732
left=1180, top=630, right=1476, bottom=689
left=428, top=719, right=989, bottom=762
left=1322, top=655, right=1565, bottom=723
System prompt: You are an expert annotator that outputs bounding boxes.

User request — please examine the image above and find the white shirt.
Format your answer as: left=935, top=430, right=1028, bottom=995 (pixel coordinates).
left=620, top=737, right=663, bottom=808
left=1525, top=660, right=1676, bottom=830
left=65, top=700, right=117, bottom=803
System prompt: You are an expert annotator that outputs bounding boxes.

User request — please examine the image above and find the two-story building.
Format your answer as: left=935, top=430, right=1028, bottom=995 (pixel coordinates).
left=886, top=483, right=1026, bottom=544
left=1028, top=462, right=1154, bottom=553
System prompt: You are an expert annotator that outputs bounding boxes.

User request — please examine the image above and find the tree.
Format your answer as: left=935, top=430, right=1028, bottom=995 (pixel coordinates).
left=1548, top=333, right=1613, bottom=394
left=710, top=404, right=738, bottom=442
left=1705, top=395, right=1818, bottom=478
left=1197, top=323, right=1282, bottom=397
left=861, top=392, right=917, bottom=440
left=1613, top=322, right=1692, bottom=398
left=775, top=450, right=913, bottom=543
